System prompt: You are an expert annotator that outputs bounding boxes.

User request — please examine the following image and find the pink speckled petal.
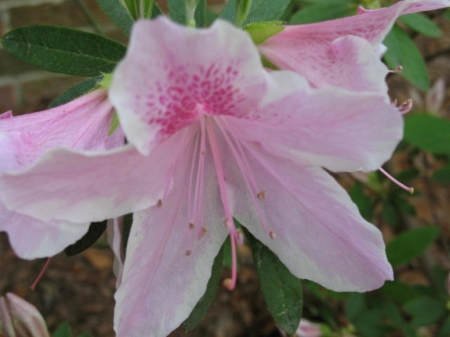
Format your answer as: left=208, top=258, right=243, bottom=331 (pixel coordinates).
left=0, top=128, right=193, bottom=223
left=0, top=89, right=124, bottom=172
left=224, top=143, right=393, bottom=292
left=115, top=128, right=228, bottom=337
left=259, top=0, right=450, bottom=90
left=110, top=16, right=267, bottom=155
left=226, top=85, right=403, bottom=172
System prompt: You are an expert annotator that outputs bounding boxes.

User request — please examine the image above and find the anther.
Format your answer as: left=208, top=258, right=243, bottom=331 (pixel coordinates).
left=157, top=199, right=163, bottom=207
left=257, top=190, right=266, bottom=200
left=223, top=278, right=234, bottom=290
left=390, top=65, right=403, bottom=73
left=269, top=231, right=276, bottom=239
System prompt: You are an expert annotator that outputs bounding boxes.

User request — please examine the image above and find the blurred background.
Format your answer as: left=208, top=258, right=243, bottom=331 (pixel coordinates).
left=0, top=1, right=450, bottom=336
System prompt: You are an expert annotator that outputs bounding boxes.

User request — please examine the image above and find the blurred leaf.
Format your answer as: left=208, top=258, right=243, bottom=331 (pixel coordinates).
left=404, top=114, right=450, bottom=154
left=400, top=13, right=442, bottom=38
left=393, top=197, right=416, bottom=216
left=96, top=0, right=133, bottom=35
left=49, top=76, right=103, bottom=108
left=352, top=310, right=391, bottom=337
left=64, top=221, right=107, bottom=256
left=53, top=322, right=72, bottom=337
left=290, top=3, right=352, bottom=24
left=194, top=0, right=207, bottom=27
left=248, top=232, right=303, bottom=335
left=438, top=315, right=450, bottom=337
left=124, top=0, right=157, bottom=19
left=2, top=26, right=126, bottom=77
left=432, top=164, right=450, bottom=184
left=404, top=297, right=446, bottom=327
left=168, top=0, right=186, bottom=24
left=244, top=21, right=284, bottom=44
left=386, top=226, right=440, bottom=267
left=220, top=0, right=290, bottom=25
left=381, top=281, right=420, bottom=304
left=183, top=244, right=224, bottom=330
left=345, top=293, right=366, bottom=322
left=349, top=183, right=374, bottom=221
left=382, top=201, right=399, bottom=228
left=383, top=25, right=430, bottom=91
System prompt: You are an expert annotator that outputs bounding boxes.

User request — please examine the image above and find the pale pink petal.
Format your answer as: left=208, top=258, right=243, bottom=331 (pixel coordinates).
left=110, top=16, right=267, bottom=155
left=107, top=218, right=124, bottom=287
left=0, top=297, right=15, bottom=337
left=259, top=0, right=450, bottom=90
left=0, top=127, right=194, bottom=223
left=6, top=293, right=50, bottom=337
left=0, top=110, right=13, bottom=120
left=115, top=129, right=228, bottom=337
left=224, top=143, right=392, bottom=292
left=0, top=89, right=124, bottom=172
left=225, top=86, right=403, bottom=172
left=0, top=202, right=89, bottom=259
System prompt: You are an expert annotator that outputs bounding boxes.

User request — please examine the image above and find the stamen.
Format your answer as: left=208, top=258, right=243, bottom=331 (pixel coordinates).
left=30, top=258, right=52, bottom=290
left=389, top=65, right=403, bottom=73
left=379, top=167, right=414, bottom=193
left=257, top=190, right=266, bottom=200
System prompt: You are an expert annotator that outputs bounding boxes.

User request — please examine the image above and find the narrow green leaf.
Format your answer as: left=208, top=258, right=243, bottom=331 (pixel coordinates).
left=383, top=25, right=430, bottom=91
left=49, top=76, right=103, bottom=108
left=183, top=244, right=224, bottom=331
left=432, top=164, right=450, bottom=184
left=168, top=0, right=187, bottom=24
left=345, top=293, right=366, bottom=322
left=404, top=297, right=447, bottom=327
left=403, top=114, right=450, bottom=154
left=124, top=0, right=139, bottom=20
left=349, top=183, right=374, bottom=221
left=220, top=0, right=290, bottom=25
left=64, top=221, right=107, bottom=256
left=248, top=232, right=303, bottom=335
left=386, top=226, right=440, bottom=267
left=194, top=0, right=207, bottom=27
left=244, top=21, right=284, bottom=45
left=53, top=322, right=72, bottom=337
left=290, top=3, right=352, bottom=24
left=2, top=26, right=126, bottom=77
left=400, top=13, right=442, bottom=38
left=96, top=0, right=133, bottom=35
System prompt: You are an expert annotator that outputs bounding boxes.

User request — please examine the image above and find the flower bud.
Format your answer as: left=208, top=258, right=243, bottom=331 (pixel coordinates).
left=0, top=293, right=50, bottom=337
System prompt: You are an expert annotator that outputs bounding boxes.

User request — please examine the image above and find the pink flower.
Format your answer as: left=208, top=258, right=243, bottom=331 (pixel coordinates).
left=280, top=319, right=323, bottom=337
left=258, top=0, right=450, bottom=92
left=0, top=292, right=50, bottom=337
left=0, top=89, right=124, bottom=259
left=0, top=17, right=402, bottom=336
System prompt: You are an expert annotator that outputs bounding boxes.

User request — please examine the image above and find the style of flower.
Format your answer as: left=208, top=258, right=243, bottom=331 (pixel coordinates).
left=258, top=0, right=450, bottom=92
left=0, top=292, right=50, bottom=337
left=0, top=17, right=403, bottom=337
left=0, top=89, right=123, bottom=259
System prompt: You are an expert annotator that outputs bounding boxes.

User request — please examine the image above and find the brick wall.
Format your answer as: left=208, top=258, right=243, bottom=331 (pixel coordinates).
left=0, top=0, right=224, bottom=114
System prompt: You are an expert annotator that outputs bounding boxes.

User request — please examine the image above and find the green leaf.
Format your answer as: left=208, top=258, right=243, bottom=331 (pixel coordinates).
left=124, top=0, right=157, bottom=19
left=220, top=0, right=290, bottom=25
left=53, top=322, right=72, bottom=337
left=64, top=221, right=107, bottom=256
left=438, top=315, right=450, bottom=337
left=381, top=281, right=420, bottom=304
left=183, top=244, right=224, bottom=331
left=432, top=164, right=450, bottom=184
left=244, top=21, right=284, bottom=45
left=383, top=25, right=429, bottom=91
left=248, top=232, right=303, bottom=335
left=96, top=0, right=133, bottom=35
left=381, top=201, right=399, bottom=228
left=2, top=26, right=126, bottom=77
left=403, top=114, right=450, bottom=154
left=124, top=0, right=139, bottom=20
left=194, top=0, right=207, bottom=27
left=49, top=76, right=103, bottom=108
left=404, top=297, right=447, bottom=327
left=400, top=13, right=442, bottom=38
left=386, top=226, right=440, bottom=267
left=349, top=182, right=374, bottom=221
left=345, top=293, right=367, bottom=322
left=290, top=3, right=352, bottom=24
left=168, top=0, right=186, bottom=24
